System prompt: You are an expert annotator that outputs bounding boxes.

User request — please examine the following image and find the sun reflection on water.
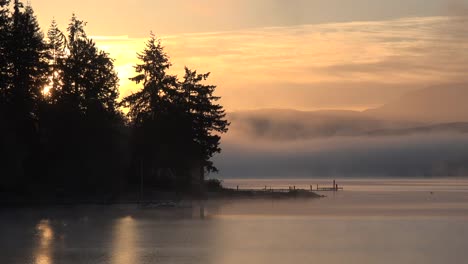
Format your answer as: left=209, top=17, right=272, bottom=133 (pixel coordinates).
left=34, top=220, right=54, bottom=264
left=112, top=216, right=139, bottom=264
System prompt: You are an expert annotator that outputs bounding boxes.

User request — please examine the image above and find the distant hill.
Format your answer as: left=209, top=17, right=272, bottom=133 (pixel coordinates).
left=364, top=86, right=468, bottom=123
left=227, top=109, right=419, bottom=140
left=366, top=122, right=468, bottom=136
left=228, top=111, right=468, bottom=142
left=226, top=86, right=468, bottom=140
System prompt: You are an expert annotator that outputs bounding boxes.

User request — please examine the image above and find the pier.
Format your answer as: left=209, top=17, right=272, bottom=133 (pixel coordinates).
left=315, top=180, right=344, bottom=191
left=235, top=180, right=343, bottom=193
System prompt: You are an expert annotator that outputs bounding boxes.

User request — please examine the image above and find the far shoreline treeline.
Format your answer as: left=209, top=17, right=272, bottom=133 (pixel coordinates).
left=0, top=0, right=229, bottom=197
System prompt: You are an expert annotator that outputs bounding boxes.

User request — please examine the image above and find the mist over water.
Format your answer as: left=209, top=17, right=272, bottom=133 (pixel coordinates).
left=2, top=179, right=468, bottom=264
left=212, top=85, right=468, bottom=179
left=215, top=133, right=468, bottom=178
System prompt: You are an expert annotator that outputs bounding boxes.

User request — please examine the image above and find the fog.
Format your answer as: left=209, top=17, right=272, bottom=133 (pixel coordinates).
left=215, top=133, right=468, bottom=178
left=213, top=89, right=468, bottom=178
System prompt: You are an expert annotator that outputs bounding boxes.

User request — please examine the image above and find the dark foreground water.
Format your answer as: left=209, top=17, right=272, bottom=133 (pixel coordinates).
left=1, top=179, right=468, bottom=264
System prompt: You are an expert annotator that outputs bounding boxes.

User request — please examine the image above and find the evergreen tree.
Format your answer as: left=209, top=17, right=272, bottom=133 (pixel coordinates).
left=0, top=0, right=10, bottom=104
left=121, top=34, right=178, bottom=125
left=58, top=14, right=119, bottom=115
left=0, top=0, right=50, bottom=186
left=0, top=0, right=12, bottom=189
left=9, top=0, right=50, bottom=118
left=121, top=35, right=179, bottom=165
left=45, top=15, right=124, bottom=191
left=122, top=36, right=229, bottom=189
left=181, top=67, right=229, bottom=172
left=46, top=19, right=66, bottom=102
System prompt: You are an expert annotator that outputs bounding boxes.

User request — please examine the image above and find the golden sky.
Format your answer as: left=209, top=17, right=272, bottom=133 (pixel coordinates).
left=32, top=0, right=468, bottom=111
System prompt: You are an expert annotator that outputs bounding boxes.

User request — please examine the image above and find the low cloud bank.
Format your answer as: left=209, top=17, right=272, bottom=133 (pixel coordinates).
left=214, top=107, right=468, bottom=178
left=214, top=133, right=468, bottom=178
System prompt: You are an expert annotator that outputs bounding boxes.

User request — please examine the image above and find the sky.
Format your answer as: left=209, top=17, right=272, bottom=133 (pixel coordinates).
left=28, top=1, right=468, bottom=177
left=31, top=0, right=468, bottom=111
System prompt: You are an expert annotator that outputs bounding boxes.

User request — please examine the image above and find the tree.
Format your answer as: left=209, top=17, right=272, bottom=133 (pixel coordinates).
left=122, top=36, right=229, bottom=190
left=0, top=0, right=10, bottom=104
left=58, top=14, right=119, bottom=115
left=121, top=34, right=178, bottom=125
left=181, top=67, right=229, bottom=173
left=46, top=19, right=66, bottom=102
left=9, top=0, right=50, bottom=118
left=44, top=15, right=124, bottom=192
left=0, top=0, right=13, bottom=189
left=0, top=0, right=50, bottom=187
left=121, top=34, right=179, bottom=168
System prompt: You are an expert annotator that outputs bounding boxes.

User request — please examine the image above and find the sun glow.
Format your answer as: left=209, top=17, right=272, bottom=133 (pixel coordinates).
left=42, top=85, right=51, bottom=96
left=91, top=16, right=468, bottom=111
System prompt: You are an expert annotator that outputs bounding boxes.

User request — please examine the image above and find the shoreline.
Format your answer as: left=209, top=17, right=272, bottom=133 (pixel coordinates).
left=0, top=188, right=323, bottom=207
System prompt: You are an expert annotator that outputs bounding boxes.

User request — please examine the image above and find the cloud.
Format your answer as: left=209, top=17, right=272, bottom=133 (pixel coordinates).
left=226, top=102, right=468, bottom=140
left=89, top=35, right=130, bottom=41
left=93, top=16, right=468, bottom=110
left=213, top=104, right=468, bottom=178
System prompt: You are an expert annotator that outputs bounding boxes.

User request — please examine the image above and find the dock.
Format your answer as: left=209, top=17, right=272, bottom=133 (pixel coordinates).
left=316, top=187, right=343, bottom=191
left=235, top=180, right=344, bottom=193
left=315, top=180, right=344, bottom=191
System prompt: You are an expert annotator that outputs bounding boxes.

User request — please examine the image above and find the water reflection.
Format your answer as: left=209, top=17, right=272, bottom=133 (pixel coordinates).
left=34, top=220, right=54, bottom=264
left=2, top=179, right=468, bottom=264
left=112, top=216, right=138, bottom=264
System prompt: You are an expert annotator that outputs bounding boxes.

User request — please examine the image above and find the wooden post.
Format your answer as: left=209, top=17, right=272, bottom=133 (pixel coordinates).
left=237, top=185, right=239, bottom=191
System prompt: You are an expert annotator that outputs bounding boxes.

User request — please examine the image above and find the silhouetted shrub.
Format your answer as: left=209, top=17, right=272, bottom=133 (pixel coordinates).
left=205, top=178, right=224, bottom=192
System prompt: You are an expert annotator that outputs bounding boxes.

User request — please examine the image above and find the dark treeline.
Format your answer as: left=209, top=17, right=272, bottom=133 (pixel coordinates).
left=0, top=1, right=229, bottom=198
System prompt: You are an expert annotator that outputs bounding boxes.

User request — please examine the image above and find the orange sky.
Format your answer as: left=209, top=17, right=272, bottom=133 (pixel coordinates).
left=31, top=0, right=468, bottom=111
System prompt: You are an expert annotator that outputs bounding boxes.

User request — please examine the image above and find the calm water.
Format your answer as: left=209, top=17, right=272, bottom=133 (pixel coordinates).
left=1, top=178, right=468, bottom=264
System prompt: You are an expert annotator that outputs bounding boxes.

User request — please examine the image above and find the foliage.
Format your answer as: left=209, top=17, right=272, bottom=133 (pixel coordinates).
left=204, top=178, right=224, bottom=192
left=0, top=1, right=229, bottom=195
left=8, top=1, right=50, bottom=117
left=0, top=0, right=50, bottom=184
left=180, top=67, right=229, bottom=172
left=122, top=35, right=229, bottom=187
left=42, top=14, right=125, bottom=192
left=0, top=0, right=10, bottom=104
left=46, top=19, right=66, bottom=102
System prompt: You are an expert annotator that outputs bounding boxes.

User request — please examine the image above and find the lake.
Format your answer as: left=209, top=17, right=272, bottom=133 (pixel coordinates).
left=1, top=178, right=468, bottom=264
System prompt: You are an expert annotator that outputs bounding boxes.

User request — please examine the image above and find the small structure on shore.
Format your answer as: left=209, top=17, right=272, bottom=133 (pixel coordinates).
left=314, top=180, right=343, bottom=191
left=229, top=180, right=344, bottom=197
